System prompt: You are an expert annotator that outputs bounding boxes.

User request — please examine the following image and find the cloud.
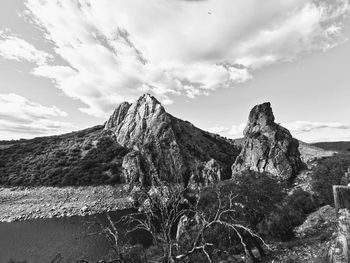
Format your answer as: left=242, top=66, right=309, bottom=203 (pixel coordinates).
left=284, top=121, right=350, bottom=142
left=0, top=93, right=75, bottom=140
left=208, top=126, right=230, bottom=134
left=210, top=120, right=350, bottom=142
left=0, top=30, right=52, bottom=64
left=7, top=0, right=349, bottom=117
left=284, top=121, right=350, bottom=133
left=228, top=123, right=247, bottom=138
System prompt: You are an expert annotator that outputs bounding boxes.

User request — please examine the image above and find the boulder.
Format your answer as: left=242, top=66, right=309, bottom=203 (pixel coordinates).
left=232, top=102, right=303, bottom=180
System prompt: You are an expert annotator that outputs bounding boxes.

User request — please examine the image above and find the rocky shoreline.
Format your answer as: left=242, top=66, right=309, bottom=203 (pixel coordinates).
left=0, top=185, right=133, bottom=222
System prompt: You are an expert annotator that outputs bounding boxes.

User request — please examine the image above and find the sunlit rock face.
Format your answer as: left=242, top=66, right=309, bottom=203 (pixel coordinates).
left=232, top=102, right=303, bottom=181
left=105, top=93, right=239, bottom=188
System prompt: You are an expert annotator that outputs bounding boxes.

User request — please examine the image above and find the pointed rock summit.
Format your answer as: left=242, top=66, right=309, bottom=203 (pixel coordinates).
left=232, top=102, right=303, bottom=180
left=105, top=93, right=239, bottom=188
left=105, top=94, right=169, bottom=148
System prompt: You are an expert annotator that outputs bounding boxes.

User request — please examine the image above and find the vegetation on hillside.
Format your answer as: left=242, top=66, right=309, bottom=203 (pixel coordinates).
left=0, top=126, right=129, bottom=186
left=311, top=153, right=350, bottom=205
left=312, top=141, right=350, bottom=153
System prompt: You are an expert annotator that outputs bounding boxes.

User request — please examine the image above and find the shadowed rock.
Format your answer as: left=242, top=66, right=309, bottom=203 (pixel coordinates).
left=232, top=102, right=303, bottom=180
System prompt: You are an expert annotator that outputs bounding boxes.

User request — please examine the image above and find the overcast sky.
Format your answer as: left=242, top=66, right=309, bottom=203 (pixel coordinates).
left=0, top=0, right=350, bottom=142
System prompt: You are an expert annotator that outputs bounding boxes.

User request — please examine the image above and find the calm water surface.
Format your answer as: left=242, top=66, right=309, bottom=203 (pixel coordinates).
left=0, top=209, right=138, bottom=263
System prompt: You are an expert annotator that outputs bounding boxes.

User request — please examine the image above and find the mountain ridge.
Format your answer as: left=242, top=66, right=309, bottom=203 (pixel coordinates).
left=0, top=94, right=240, bottom=187
left=0, top=93, right=338, bottom=187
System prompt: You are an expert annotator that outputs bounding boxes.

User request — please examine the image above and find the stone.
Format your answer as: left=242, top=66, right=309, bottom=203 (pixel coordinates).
left=232, top=102, right=303, bottom=180
left=81, top=205, right=89, bottom=213
left=188, top=158, right=223, bottom=188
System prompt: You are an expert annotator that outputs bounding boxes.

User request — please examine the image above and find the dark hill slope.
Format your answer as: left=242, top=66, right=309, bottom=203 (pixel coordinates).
left=312, top=141, right=350, bottom=153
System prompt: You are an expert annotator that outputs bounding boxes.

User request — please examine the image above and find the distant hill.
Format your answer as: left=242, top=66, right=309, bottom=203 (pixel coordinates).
left=311, top=141, right=350, bottom=153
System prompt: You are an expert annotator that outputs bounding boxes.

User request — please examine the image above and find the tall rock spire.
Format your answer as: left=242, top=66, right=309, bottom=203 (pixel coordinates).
left=232, top=102, right=303, bottom=180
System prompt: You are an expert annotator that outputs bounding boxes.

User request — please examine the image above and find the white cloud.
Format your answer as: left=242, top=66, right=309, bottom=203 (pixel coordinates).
left=0, top=93, right=74, bottom=140
left=284, top=121, right=350, bottom=133
left=284, top=121, right=350, bottom=142
left=208, top=126, right=230, bottom=134
left=208, top=123, right=246, bottom=138
left=7, top=0, right=349, bottom=117
left=211, top=120, right=350, bottom=142
left=0, top=31, right=52, bottom=64
left=228, top=123, right=247, bottom=138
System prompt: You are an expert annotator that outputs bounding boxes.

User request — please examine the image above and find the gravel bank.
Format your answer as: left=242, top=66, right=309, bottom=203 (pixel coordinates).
left=0, top=185, right=133, bottom=222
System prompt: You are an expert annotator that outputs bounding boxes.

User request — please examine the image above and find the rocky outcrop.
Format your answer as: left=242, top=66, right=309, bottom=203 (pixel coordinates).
left=106, top=94, right=185, bottom=185
left=188, top=159, right=222, bottom=188
left=105, top=102, right=131, bottom=129
left=105, top=93, right=239, bottom=188
left=232, top=102, right=303, bottom=180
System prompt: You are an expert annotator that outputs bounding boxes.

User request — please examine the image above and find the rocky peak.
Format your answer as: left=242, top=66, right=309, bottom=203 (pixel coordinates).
left=103, top=93, right=239, bottom=188
left=104, top=93, right=183, bottom=185
left=245, top=102, right=275, bottom=132
left=105, top=102, right=131, bottom=130
left=232, top=102, right=303, bottom=181
left=104, top=93, right=169, bottom=149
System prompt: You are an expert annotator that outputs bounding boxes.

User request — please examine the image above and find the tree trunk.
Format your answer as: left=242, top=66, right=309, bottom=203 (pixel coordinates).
left=329, top=186, right=350, bottom=263
left=333, top=186, right=350, bottom=211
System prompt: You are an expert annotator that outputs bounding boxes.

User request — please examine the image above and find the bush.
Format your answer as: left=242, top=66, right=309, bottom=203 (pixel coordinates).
left=311, top=154, right=350, bottom=205
left=261, top=188, right=318, bottom=240
left=223, top=170, right=285, bottom=227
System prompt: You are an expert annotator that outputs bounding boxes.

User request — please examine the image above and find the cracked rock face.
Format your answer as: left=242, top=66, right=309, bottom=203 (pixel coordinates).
left=232, top=102, right=303, bottom=180
left=105, top=93, right=239, bottom=188
left=106, top=94, right=184, bottom=185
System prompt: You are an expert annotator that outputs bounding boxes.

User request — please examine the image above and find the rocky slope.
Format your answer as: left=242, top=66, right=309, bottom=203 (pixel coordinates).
left=104, top=94, right=240, bottom=187
left=232, top=102, right=304, bottom=181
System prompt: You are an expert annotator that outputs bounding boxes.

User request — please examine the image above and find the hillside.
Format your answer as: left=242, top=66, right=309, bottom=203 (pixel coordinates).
left=312, top=141, right=350, bottom=153
left=0, top=125, right=130, bottom=186
left=0, top=94, right=240, bottom=187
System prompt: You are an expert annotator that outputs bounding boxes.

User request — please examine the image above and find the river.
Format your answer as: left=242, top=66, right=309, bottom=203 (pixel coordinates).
left=0, top=209, right=149, bottom=263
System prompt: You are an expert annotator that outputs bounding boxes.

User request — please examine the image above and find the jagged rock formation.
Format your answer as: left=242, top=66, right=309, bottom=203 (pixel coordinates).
left=188, top=159, right=222, bottom=188
left=232, top=102, right=303, bottom=180
left=105, top=94, right=239, bottom=187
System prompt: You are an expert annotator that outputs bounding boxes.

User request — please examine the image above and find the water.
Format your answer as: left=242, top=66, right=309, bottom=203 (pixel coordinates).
left=0, top=209, right=142, bottom=263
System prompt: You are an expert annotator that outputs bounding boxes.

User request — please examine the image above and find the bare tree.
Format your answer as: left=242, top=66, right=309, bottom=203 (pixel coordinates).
left=125, top=184, right=268, bottom=263
left=126, top=184, right=194, bottom=262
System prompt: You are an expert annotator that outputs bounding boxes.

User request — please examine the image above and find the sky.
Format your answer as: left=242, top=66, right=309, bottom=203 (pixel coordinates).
left=0, top=0, right=350, bottom=142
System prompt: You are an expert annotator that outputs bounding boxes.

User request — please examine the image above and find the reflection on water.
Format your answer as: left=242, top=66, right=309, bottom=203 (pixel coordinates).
left=0, top=209, right=137, bottom=263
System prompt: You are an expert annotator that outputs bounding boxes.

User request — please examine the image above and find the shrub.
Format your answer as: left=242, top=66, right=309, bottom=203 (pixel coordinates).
left=261, top=188, right=318, bottom=240
left=203, top=170, right=286, bottom=228
left=311, top=154, right=350, bottom=205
